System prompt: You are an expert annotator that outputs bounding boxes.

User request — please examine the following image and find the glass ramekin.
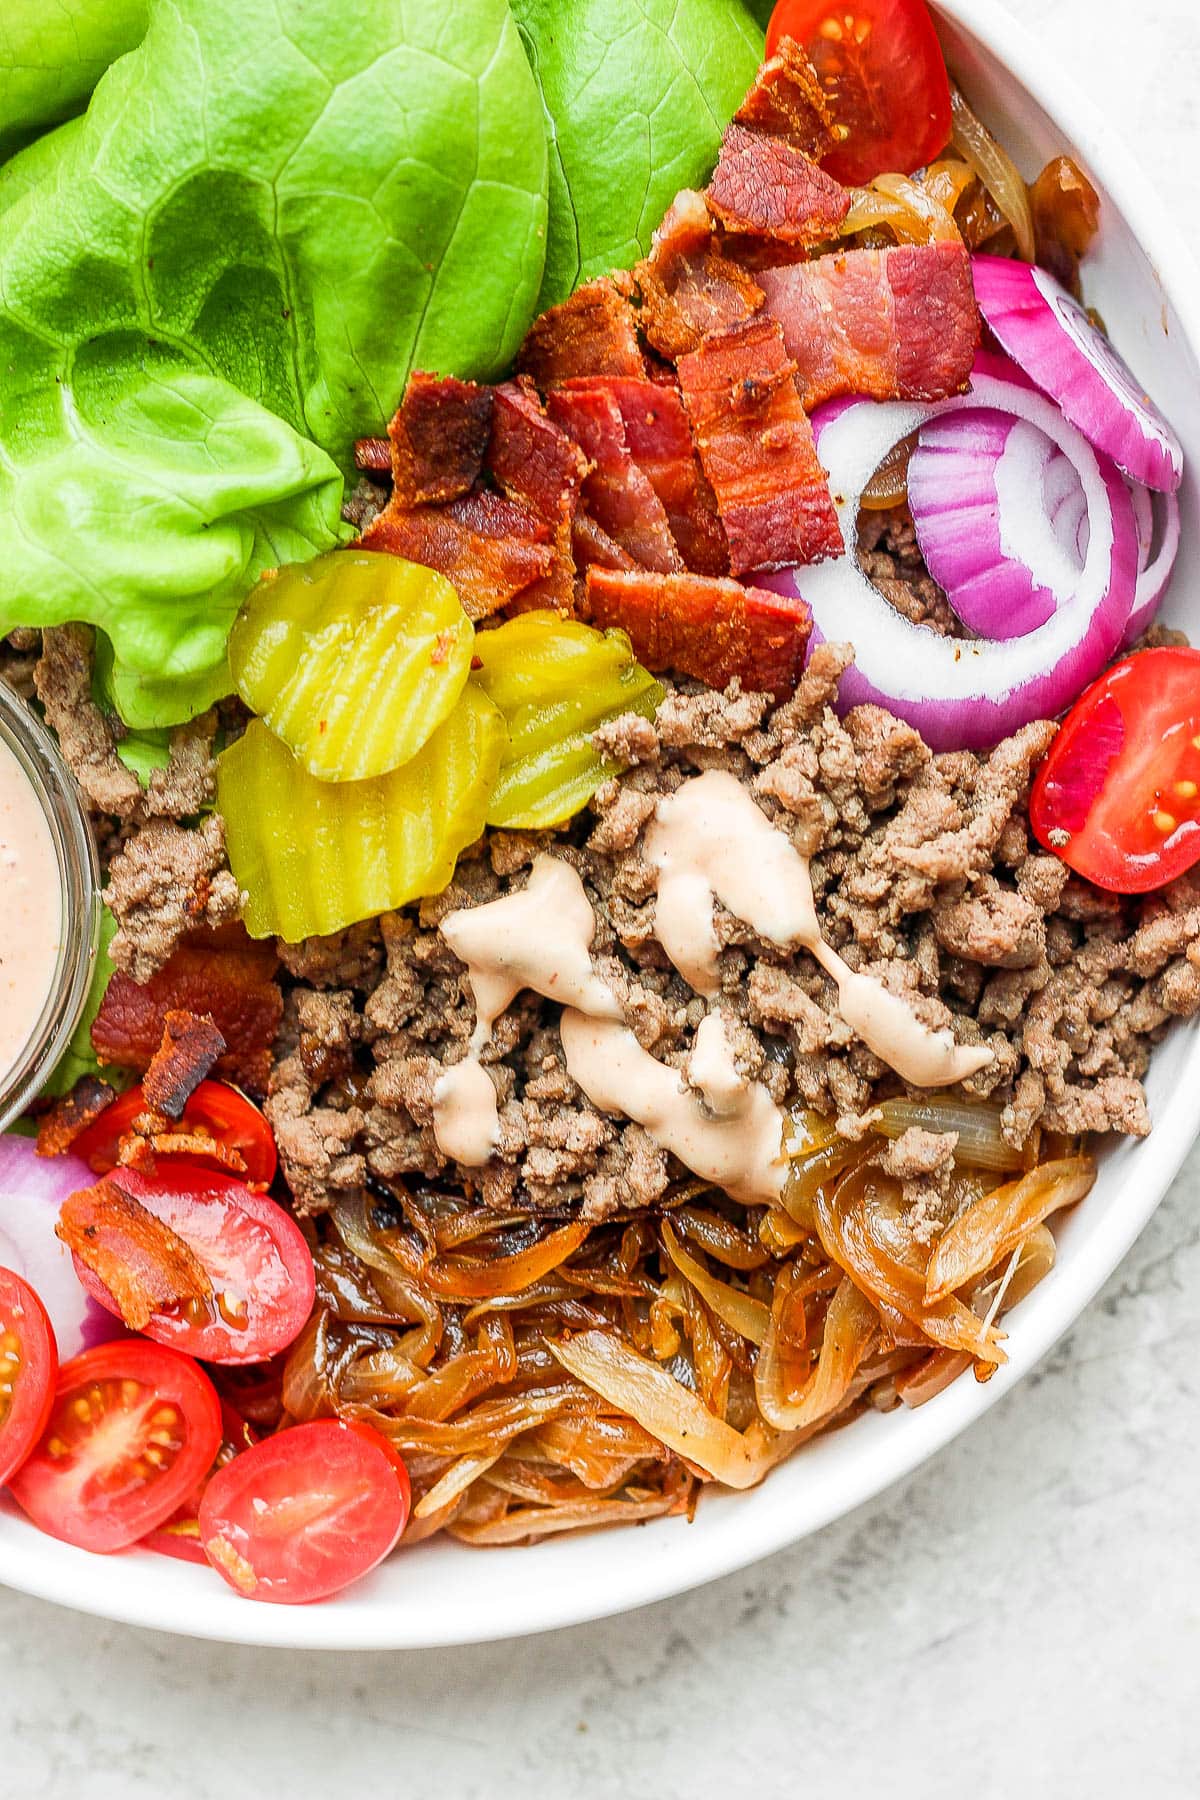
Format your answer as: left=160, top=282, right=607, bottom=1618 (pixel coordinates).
left=0, top=679, right=101, bottom=1132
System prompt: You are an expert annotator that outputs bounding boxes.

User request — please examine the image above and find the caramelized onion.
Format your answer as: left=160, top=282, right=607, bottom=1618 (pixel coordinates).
left=756, top=1275, right=877, bottom=1431
left=814, top=1160, right=1006, bottom=1364
left=949, top=87, right=1036, bottom=262
left=661, top=1220, right=770, bottom=1345
left=869, top=1097, right=1025, bottom=1171
left=843, top=173, right=960, bottom=245
left=925, top=1157, right=1095, bottom=1302
left=860, top=435, right=917, bottom=511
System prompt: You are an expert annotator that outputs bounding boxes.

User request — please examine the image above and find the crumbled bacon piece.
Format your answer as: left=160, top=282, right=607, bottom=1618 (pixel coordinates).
left=517, top=277, right=646, bottom=388
left=360, top=486, right=553, bottom=620
left=36, top=1078, right=116, bottom=1159
left=57, top=1176, right=212, bottom=1332
left=143, top=1010, right=227, bottom=1120
left=571, top=509, right=637, bottom=574
left=92, top=927, right=282, bottom=1100
left=548, top=383, right=683, bottom=574
left=585, top=568, right=812, bottom=699
left=634, top=192, right=765, bottom=360
left=708, top=124, right=850, bottom=244
left=591, top=376, right=728, bottom=577
left=118, top=1131, right=249, bottom=1180
left=733, top=35, right=837, bottom=156
left=353, top=437, right=392, bottom=474
left=676, top=315, right=841, bottom=573
left=488, top=378, right=588, bottom=613
left=758, top=242, right=980, bottom=410
left=387, top=372, right=494, bottom=506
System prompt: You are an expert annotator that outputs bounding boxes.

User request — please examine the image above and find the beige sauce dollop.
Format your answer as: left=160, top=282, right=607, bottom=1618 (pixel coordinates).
left=431, top=772, right=991, bottom=1194
left=0, top=737, right=62, bottom=1076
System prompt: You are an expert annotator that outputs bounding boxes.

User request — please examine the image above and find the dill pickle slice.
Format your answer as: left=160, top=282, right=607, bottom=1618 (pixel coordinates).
left=228, top=550, right=474, bottom=782
left=217, top=686, right=506, bottom=941
left=471, top=612, right=663, bottom=830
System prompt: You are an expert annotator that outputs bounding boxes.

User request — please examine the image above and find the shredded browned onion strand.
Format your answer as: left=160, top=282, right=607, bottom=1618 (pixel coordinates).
left=949, top=85, right=1036, bottom=261
left=269, top=1118, right=1093, bottom=1544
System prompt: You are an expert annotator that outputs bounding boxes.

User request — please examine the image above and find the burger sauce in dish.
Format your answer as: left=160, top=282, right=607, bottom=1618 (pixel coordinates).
left=0, top=732, right=63, bottom=1074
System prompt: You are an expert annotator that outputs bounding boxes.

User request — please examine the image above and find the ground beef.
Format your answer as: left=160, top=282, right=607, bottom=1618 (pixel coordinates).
left=18, top=625, right=243, bottom=980
left=267, top=643, right=1200, bottom=1217
left=106, top=815, right=243, bottom=982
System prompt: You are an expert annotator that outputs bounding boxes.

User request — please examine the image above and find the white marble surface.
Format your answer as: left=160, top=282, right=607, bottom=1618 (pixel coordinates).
left=5, top=2, right=1200, bottom=1793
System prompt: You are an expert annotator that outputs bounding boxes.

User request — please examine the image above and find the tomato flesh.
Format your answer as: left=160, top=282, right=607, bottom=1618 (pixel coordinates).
left=1031, top=648, right=1200, bottom=893
left=199, top=1419, right=411, bottom=1604
left=71, top=1164, right=315, bottom=1364
left=72, top=1080, right=278, bottom=1187
left=0, top=1268, right=57, bottom=1488
left=766, top=0, right=953, bottom=185
left=8, top=1339, right=221, bottom=1552
left=144, top=1401, right=258, bottom=1564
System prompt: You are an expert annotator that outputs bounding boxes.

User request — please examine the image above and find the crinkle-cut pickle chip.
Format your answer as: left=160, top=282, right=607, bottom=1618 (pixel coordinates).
left=471, top=612, right=663, bottom=830
left=218, top=687, right=506, bottom=942
left=228, top=551, right=474, bottom=782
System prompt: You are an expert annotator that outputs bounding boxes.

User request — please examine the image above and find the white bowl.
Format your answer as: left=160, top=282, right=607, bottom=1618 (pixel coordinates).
left=3, top=0, right=1198, bottom=1650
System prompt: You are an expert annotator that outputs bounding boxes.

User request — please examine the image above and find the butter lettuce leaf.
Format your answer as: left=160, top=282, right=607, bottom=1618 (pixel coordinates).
left=513, top=0, right=762, bottom=307
left=0, top=0, right=549, bottom=727
left=0, top=0, right=148, bottom=159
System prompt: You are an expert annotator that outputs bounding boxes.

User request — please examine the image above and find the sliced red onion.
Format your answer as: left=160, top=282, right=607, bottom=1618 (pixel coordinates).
left=908, top=409, right=1089, bottom=639
left=0, top=1133, right=125, bottom=1361
left=1120, top=480, right=1180, bottom=649
left=762, top=352, right=1140, bottom=751
left=972, top=255, right=1183, bottom=494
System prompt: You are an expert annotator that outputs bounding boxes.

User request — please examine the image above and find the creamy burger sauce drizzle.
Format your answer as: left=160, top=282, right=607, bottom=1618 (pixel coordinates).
left=433, top=772, right=992, bottom=1198
left=0, top=736, right=62, bottom=1073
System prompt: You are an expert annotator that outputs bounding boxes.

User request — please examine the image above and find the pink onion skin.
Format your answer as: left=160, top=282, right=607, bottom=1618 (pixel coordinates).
left=972, top=255, right=1183, bottom=494
left=0, top=1133, right=125, bottom=1361
left=761, top=353, right=1140, bottom=752
left=1120, top=483, right=1180, bottom=649
left=908, top=409, right=1084, bottom=639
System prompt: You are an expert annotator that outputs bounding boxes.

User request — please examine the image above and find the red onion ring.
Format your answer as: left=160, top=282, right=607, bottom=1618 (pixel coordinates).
left=761, top=353, right=1140, bottom=751
left=972, top=255, right=1182, bottom=494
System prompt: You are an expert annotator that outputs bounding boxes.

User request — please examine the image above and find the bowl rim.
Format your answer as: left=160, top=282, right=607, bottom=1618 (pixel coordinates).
left=3, top=0, right=1199, bottom=1651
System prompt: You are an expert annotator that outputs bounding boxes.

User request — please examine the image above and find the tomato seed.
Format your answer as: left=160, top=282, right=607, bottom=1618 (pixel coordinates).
left=1154, top=810, right=1177, bottom=834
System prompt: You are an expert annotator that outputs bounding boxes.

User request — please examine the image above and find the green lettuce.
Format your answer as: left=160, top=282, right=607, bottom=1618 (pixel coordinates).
left=512, top=0, right=763, bottom=308
left=0, top=0, right=149, bottom=159
left=43, top=904, right=128, bottom=1098
left=0, top=0, right=549, bottom=728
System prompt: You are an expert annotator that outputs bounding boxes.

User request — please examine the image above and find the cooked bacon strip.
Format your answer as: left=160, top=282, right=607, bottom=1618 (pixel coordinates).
left=36, top=1077, right=116, bottom=1158
left=635, top=191, right=764, bottom=360
left=353, top=436, right=391, bottom=474
left=597, top=376, right=728, bottom=577
left=547, top=384, right=683, bottom=574
left=733, top=35, right=837, bottom=156
left=488, top=378, right=587, bottom=613
left=517, top=277, right=645, bottom=388
left=118, top=1131, right=249, bottom=1180
left=758, top=242, right=980, bottom=410
left=571, top=508, right=637, bottom=574
left=586, top=568, right=812, bottom=700
left=676, top=315, right=841, bottom=573
left=360, top=486, right=553, bottom=620
left=708, top=124, right=850, bottom=245
left=57, top=1177, right=212, bottom=1332
left=93, top=926, right=282, bottom=1100
left=386, top=372, right=494, bottom=506
left=143, top=1009, right=226, bottom=1120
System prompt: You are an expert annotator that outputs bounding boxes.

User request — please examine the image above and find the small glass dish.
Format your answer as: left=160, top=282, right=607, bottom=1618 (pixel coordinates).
left=0, top=678, right=101, bottom=1132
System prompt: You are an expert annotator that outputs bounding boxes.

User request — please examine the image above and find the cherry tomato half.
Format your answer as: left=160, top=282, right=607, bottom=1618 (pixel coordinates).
left=72, top=1080, right=278, bottom=1187
left=144, top=1401, right=259, bottom=1564
left=199, top=1419, right=411, bottom=1604
left=1030, top=648, right=1200, bottom=894
left=70, top=1165, right=315, bottom=1365
left=0, top=1268, right=57, bottom=1488
left=8, top=1339, right=221, bottom=1552
left=766, top=0, right=953, bottom=185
